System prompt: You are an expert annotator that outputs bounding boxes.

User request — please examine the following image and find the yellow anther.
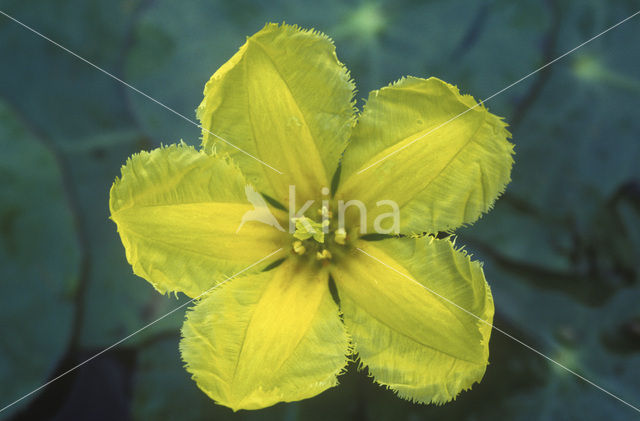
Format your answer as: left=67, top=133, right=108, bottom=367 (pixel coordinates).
left=316, top=249, right=332, bottom=260
left=334, top=227, right=347, bottom=245
left=293, top=240, right=306, bottom=255
left=317, top=206, right=332, bottom=219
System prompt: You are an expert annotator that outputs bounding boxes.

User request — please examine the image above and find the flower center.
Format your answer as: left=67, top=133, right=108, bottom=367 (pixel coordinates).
left=292, top=216, right=328, bottom=244
left=291, top=206, right=347, bottom=262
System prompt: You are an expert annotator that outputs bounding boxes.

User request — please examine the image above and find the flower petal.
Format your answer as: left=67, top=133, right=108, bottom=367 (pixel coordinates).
left=198, top=23, right=356, bottom=204
left=331, top=237, right=493, bottom=404
left=337, top=77, right=513, bottom=235
left=110, top=143, right=287, bottom=298
left=180, top=259, right=350, bottom=411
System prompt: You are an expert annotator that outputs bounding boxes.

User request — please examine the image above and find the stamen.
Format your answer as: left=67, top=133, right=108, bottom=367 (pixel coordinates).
left=334, top=227, right=347, bottom=245
left=293, top=240, right=306, bottom=255
left=317, top=206, right=332, bottom=219
left=316, top=249, right=332, bottom=260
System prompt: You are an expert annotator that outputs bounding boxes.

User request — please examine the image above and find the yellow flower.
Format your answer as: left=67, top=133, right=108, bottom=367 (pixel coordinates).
left=110, top=23, right=514, bottom=411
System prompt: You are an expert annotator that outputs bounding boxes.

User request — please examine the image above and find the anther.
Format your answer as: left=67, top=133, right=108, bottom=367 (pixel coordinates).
left=317, top=206, right=332, bottom=219
left=316, top=249, right=332, bottom=260
left=334, top=228, right=347, bottom=245
left=293, top=240, right=306, bottom=255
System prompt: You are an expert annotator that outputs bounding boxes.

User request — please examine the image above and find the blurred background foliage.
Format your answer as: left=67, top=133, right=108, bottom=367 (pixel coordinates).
left=0, top=0, right=639, bottom=420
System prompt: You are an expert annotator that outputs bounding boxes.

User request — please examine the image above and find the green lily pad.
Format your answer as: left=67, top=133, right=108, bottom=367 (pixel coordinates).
left=0, top=0, right=141, bottom=143
left=0, top=101, right=79, bottom=417
left=506, top=3, right=640, bottom=226
left=0, top=0, right=189, bottom=349
left=477, top=263, right=640, bottom=420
